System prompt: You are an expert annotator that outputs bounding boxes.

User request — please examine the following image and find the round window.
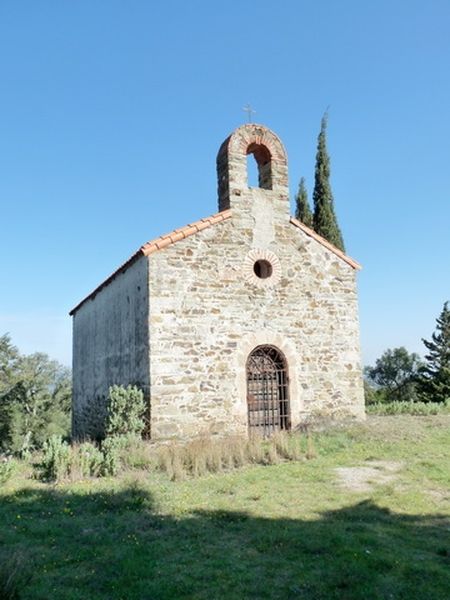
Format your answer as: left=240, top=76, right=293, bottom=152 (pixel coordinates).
left=253, top=259, right=273, bottom=279
left=243, top=249, right=281, bottom=288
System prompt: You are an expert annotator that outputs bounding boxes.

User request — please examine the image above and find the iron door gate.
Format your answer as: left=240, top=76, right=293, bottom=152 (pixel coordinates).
left=246, top=345, right=291, bottom=435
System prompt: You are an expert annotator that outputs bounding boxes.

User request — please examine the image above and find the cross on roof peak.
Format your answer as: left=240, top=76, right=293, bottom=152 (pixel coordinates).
left=243, top=103, right=256, bottom=123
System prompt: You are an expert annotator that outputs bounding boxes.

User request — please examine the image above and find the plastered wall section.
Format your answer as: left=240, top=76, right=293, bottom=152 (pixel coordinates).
left=72, top=255, right=150, bottom=439
left=148, top=189, right=365, bottom=440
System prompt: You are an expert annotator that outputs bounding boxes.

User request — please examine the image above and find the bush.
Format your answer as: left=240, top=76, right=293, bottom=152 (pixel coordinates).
left=105, top=385, right=146, bottom=438
left=367, top=400, right=450, bottom=416
left=101, top=436, right=123, bottom=477
left=41, top=435, right=71, bottom=481
left=70, top=442, right=104, bottom=479
left=35, top=429, right=310, bottom=482
left=0, top=457, right=15, bottom=484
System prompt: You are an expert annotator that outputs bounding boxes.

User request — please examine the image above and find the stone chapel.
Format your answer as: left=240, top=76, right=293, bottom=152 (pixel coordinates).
left=70, top=123, right=365, bottom=440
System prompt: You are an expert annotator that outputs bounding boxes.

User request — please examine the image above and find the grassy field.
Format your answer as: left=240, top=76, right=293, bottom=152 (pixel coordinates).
left=1, top=416, right=450, bottom=599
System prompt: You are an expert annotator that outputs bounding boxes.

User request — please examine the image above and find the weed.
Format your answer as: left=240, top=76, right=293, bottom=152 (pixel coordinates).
left=306, top=431, right=317, bottom=459
left=41, top=435, right=71, bottom=481
left=70, top=442, right=104, bottom=479
left=0, top=457, right=15, bottom=484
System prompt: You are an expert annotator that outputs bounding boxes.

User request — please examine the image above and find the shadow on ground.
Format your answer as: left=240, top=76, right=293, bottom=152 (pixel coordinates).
left=1, top=483, right=449, bottom=599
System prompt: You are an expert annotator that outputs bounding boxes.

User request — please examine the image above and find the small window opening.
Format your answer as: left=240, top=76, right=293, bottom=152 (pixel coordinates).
left=246, top=153, right=259, bottom=188
left=246, top=143, right=272, bottom=189
left=253, top=259, right=273, bottom=279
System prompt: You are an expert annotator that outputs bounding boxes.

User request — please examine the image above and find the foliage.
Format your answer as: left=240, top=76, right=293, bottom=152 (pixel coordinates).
left=366, top=399, right=450, bottom=416
left=100, top=385, right=147, bottom=476
left=41, top=435, right=71, bottom=481
left=105, top=385, right=146, bottom=438
left=0, top=457, right=15, bottom=484
left=40, top=437, right=105, bottom=482
left=0, top=334, right=71, bottom=455
left=101, top=435, right=129, bottom=477
left=294, top=177, right=313, bottom=227
left=312, top=113, right=345, bottom=251
left=418, top=301, right=450, bottom=402
left=363, top=379, right=380, bottom=405
left=0, top=334, right=20, bottom=396
left=365, top=347, right=423, bottom=403
left=33, top=431, right=307, bottom=482
left=0, top=335, right=20, bottom=447
left=71, top=442, right=104, bottom=479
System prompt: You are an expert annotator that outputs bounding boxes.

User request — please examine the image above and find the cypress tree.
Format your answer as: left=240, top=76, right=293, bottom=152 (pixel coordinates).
left=418, top=301, right=450, bottom=402
left=295, top=177, right=313, bottom=227
left=312, top=113, right=345, bottom=252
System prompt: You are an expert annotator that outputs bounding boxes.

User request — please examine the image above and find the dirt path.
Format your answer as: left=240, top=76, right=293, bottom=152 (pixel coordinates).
left=335, top=460, right=404, bottom=493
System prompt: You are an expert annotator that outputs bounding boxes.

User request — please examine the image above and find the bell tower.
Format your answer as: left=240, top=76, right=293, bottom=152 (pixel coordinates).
left=216, top=123, right=290, bottom=221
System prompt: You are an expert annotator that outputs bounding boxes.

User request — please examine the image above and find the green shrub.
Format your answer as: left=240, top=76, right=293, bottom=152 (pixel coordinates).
left=71, top=442, right=104, bottom=479
left=41, top=435, right=71, bottom=481
left=105, top=385, right=146, bottom=438
left=35, top=428, right=308, bottom=482
left=0, top=458, right=15, bottom=484
left=367, top=400, right=450, bottom=416
left=101, top=435, right=124, bottom=476
left=101, top=434, right=149, bottom=476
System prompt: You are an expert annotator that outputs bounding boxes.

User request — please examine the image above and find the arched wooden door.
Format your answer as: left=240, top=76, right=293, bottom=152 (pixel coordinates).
left=246, top=345, right=291, bottom=435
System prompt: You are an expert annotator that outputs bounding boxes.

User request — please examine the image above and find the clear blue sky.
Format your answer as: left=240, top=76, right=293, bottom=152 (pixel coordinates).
left=1, top=1, right=449, bottom=367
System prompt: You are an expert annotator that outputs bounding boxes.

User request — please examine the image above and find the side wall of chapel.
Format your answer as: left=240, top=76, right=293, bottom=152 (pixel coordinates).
left=72, top=256, right=150, bottom=439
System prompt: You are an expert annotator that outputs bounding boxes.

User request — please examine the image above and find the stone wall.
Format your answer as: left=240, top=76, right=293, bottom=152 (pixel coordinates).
left=148, top=191, right=364, bottom=440
left=72, top=256, right=150, bottom=439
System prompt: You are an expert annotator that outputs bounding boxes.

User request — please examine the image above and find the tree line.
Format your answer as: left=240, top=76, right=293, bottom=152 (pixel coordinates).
left=0, top=334, right=71, bottom=455
left=365, top=301, right=450, bottom=404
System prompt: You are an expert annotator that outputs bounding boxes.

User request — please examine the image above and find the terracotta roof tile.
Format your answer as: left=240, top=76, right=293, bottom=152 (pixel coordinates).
left=70, top=210, right=232, bottom=315
left=70, top=209, right=360, bottom=316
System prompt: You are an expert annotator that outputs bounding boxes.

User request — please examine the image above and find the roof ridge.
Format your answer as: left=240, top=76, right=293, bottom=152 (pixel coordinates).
left=69, top=209, right=232, bottom=315
left=70, top=210, right=360, bottom=316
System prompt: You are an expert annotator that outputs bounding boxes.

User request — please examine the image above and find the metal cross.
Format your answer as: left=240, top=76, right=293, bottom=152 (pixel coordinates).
left=243, top=103, right=256, bottom=123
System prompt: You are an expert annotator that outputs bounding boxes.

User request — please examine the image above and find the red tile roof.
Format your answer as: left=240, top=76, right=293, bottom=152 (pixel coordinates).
left=69, top=210, right=232, bottom=315
left=70, top=210, right=360, bottom=315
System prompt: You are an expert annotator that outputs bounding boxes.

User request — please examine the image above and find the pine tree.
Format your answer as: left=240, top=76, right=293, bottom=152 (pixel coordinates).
left=295, top=177, right=313, bottom=227
left=418, top=301, right=450, bottom=402
left=312, top=113, right=345, bottom=252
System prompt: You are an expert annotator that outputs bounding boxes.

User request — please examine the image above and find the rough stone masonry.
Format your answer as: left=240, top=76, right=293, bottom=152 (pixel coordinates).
left=71, top=123, right=365, bottom=440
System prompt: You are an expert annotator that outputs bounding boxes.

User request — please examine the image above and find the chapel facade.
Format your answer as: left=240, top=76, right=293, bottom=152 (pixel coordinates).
left=71, top=123, right=365, bottom=440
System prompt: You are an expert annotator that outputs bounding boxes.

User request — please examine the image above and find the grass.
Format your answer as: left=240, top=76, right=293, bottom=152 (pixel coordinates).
left=366, top=399, right=450, bottom=416
left=1, top=416, right=450, bottom=599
